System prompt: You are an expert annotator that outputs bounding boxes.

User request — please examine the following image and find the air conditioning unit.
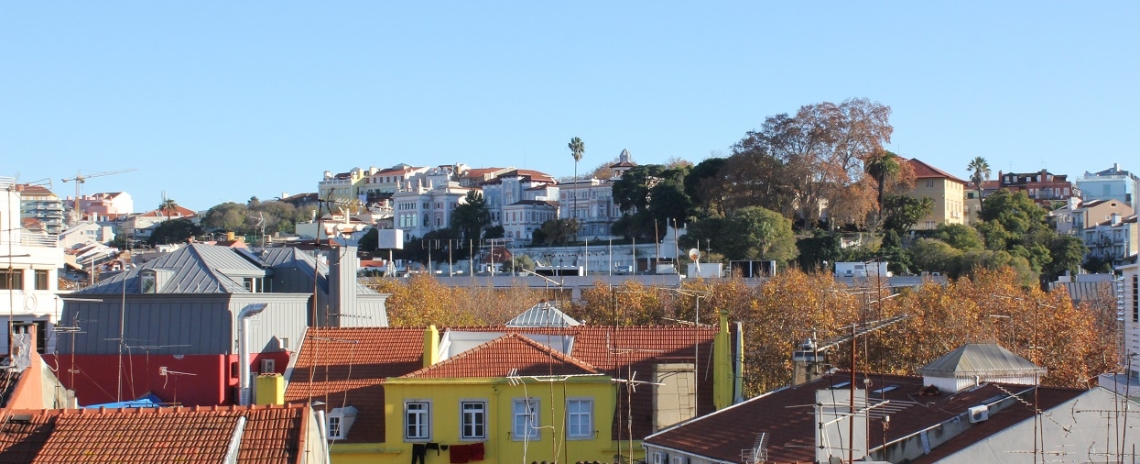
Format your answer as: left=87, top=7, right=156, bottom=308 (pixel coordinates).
left=968, top=405, right=989, bottom=423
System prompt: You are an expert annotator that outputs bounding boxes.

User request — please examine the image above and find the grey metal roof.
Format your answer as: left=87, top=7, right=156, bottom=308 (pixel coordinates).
left=80, top=244, right=263, bottom=294
left=505, top=301, right=580, bottom=328
left=1053, top=281, right=1114, bottom=303
left=259, top=247, right=376, bottom=294
left=919, top=343, right=1045, bottom=378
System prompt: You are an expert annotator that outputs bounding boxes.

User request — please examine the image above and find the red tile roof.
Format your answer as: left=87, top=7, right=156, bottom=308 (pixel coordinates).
left=645, top=372, right=1084, bottom=464
left=285, top=325, right=723, bottom=443
left=907, top=158, right=967, bottom=184
left=0, top=404, right=308, bottom=464
left=401, top=333, right=600, bottom=379
left=284, top=327, right=427, bottom=444
left=139, top=205, right=198, bottom=218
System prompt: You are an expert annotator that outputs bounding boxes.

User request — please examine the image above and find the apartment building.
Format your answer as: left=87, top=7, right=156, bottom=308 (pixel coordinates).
left=1078, top=163, right=1137, bottom=204
left=905, top=158, right=967, bottom=230
left=0, top=177, right=66, bottom=355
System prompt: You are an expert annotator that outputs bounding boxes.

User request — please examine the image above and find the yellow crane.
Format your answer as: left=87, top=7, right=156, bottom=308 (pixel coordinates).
left=61, top=168, right=137, bottom=223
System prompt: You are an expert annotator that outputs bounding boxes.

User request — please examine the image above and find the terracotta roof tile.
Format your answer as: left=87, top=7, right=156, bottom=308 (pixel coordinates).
left=287, top=325, right=721, bottom=442
left=401, top=333, right=599, bottom=379
left=907, top=158, right=967, bottom=184
left=0, top=405, right=307, bottom=464
left=284, top=327, right=427, bottom=444
left=645, top=372, right=1084, bottom=463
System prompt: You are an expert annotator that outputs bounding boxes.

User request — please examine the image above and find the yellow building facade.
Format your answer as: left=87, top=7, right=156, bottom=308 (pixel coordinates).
left=286, top=318, right=743, bottom=464
left=907, top=158, right=968, bottom=230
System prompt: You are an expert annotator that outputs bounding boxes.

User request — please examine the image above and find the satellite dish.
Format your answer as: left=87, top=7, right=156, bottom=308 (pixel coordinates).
left=688, top=248, right=700, bottom=261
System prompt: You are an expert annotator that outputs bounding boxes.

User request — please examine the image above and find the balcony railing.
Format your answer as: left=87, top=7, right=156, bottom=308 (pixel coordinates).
left=0, top=234, right=59, bottom=248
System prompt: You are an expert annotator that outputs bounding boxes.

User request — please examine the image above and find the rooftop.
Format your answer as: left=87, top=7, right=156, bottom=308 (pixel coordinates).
left=285, top=324, right=721, bottom=443
left=645, top=372, right=1084, bottom=464
left=0, top=404, right=309, bottom=464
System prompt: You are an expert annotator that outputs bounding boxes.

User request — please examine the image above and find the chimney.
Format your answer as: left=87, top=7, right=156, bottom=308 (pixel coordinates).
left=328, top=245, right=359, bottom=327
left=255, top=373, right=285, bottom=405
left=713, top=310, right=732, bottom=410
left=423, top=325, right=439, bottom=368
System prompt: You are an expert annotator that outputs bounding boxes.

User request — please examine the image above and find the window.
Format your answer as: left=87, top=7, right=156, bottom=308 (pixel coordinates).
left=327, top=406, right=358, bottom=440
left=405, top=401, right=431, bottom=441
left=260, top=358, right=276, bottom=373
left=34, top=270, right=49, bottom=290
left=512, top=398, right=539, bottom=440
left=566, top=398, right=593, bottom=439
left=460, top=400, right=487, bottom=440
left=0, top=269, right=23, bottom=290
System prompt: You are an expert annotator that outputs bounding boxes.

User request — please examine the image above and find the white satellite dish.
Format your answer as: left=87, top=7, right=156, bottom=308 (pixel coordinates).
left=688, top=248, right=700, bottom=261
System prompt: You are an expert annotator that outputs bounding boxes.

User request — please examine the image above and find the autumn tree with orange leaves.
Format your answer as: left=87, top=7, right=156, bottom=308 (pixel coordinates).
left=371, top=268, right=1116, bottom=395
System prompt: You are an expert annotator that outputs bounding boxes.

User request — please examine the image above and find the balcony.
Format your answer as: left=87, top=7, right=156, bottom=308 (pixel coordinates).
left=0, top=234, right=58, bottom=248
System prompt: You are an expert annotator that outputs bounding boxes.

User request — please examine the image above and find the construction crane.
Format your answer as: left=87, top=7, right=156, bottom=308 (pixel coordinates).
left=61, top=168, right=137, bottom=223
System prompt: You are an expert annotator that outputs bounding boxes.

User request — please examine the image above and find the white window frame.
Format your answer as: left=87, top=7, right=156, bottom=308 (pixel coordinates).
left=459, top=400, right=487, bottom=441
left=328, top=415, right=343, bottom=439
left=512, top=397, right=539, bottom=441
left=404, top=400, right=432, bottom=442
left=565, top=398, right=593, bottom=440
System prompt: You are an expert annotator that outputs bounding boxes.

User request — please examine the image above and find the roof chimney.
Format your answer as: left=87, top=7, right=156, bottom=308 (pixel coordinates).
left=423, top=325, right=439, bottom=368
left=328, top=245, right=359, bottom=327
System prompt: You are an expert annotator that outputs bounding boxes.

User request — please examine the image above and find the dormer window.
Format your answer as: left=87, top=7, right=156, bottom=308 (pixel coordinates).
left=139, top=270, right=157, bottom=294
left=327, top=406, right=358, bottom=440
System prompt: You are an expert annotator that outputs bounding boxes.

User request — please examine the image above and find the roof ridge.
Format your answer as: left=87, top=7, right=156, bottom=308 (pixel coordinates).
left=190, top=244, right=250, bottom=292
left=399, top=332, right=598, bottom=378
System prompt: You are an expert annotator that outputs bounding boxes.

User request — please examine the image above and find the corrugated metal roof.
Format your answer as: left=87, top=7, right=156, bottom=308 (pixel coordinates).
left=505, top=301, right=580, bottom=327
left=1053, top=281, right=1115, bottom=302
left=80, top=244, right=260, bottom=294
left=259, top=247, right=376, bottom=294
left=919, top=343, right=1046, bottom=378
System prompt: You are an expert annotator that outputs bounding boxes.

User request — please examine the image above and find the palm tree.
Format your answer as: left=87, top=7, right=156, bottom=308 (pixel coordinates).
left=866, top=150, right=901, bottom=214
left=967, top=156, right=991, bottom=192
left=159, top=198, right=178, bottom=221
left=568, top=137, right=585, bottom=239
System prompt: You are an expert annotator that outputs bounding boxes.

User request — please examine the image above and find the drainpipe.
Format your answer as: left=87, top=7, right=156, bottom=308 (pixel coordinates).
left=238, top=303, right=268, bottom=406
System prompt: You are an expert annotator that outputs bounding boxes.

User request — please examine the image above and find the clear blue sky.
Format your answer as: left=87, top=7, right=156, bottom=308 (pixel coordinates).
left=3, top=2, right=1136, bottom=212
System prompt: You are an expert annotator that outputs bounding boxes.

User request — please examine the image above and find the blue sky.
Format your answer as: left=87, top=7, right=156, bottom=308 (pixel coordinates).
left=2, top=2, right=1136, bottom=211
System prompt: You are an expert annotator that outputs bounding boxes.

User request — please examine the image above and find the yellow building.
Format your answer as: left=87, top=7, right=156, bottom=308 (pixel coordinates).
left=283, top=312, right=743, bottom=464
left=906, top=158, right=968, bottom=230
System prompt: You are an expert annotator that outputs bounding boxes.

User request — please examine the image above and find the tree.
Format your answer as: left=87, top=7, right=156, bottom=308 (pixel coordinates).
left=612, top=165, right=667, bottom=214
left=733, top=98, right=893, bottom=227
left=450, top=191, right=491, bottom=242
left=159, top=198, right=179, bottom=222
left=505, top=254, right=535, bottom=274
left=1043, top=234, right=1087, bottom=281
left=358, top=227, right=379, bottom=252
left=720, top=145, right=796, bottom=217
left=684, top=157, right=728, bottom=216
left=881, top=194, right=934, bottom=234
left=967, top=156, right=991, bottom=190
left=536, top=219, right=579, bottom=246
left=568, top=136, right=585, bottom=238
left=795, top=229, right=843, bottom=272
left=934, top=223, right=984, bottom=251
left=719, top=206, right=798, bottom=264
left=147, top=219, right=202, bottom=246
left=865, top=150, right=901, bottom=225
left=974, top=189, right=1063, bottom=280
left=201, top=202, right=251, bottom=233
